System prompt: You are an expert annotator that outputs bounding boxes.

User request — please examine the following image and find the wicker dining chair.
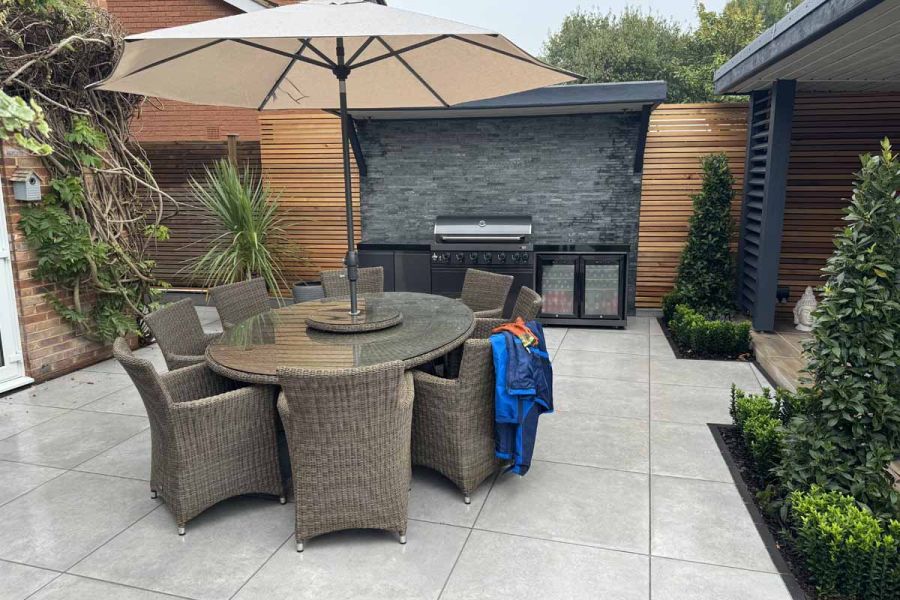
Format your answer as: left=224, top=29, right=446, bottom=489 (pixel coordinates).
left=460, top=268, right=513, bottom=318
left=472, top=286, right=544, bottom=338
left=277, top=361, right=413, bottom=551
left=208, top=278, right=270, bottom=329
left=412, top=338, right=498, bottom=503
left=144, top=298, right=220, bottom=370
left=113, top=338, right=283, bottom=535
left=320, top=266, right=384, bottom=298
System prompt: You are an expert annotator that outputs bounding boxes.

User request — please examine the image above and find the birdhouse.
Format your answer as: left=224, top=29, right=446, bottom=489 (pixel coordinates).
left=10, top=169, right=43, bottom=202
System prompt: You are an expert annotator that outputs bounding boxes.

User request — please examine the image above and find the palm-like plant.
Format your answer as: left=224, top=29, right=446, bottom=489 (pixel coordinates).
left=188, top=159, right=288, bottom=295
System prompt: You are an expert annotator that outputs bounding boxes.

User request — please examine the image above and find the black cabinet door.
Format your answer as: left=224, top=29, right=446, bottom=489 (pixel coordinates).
left=580, top=255, right=626, bottom=320
left=358, top=250, right=396, bottom=291
left=536, top=255, right=579, bottom=319
left=394, top=251, right=431, bottom=293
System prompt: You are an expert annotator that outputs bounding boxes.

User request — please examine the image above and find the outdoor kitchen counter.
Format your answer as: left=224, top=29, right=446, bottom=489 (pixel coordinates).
left=205, top=292, right=475, bottom=384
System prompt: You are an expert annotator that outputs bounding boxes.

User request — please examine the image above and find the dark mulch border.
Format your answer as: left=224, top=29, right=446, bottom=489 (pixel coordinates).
left=656, top=316, right=755, bottom=362
left=711, top=423, right=815, bottom=600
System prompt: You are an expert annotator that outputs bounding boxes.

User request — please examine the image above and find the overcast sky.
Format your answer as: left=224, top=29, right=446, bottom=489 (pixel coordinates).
left=389, top=1, right=730, bottom=55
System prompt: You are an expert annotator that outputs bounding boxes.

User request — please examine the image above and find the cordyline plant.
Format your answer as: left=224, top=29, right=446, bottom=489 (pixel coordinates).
left=669, top=153, right=736, bottom=317
left=777, top=139, right=900, bottom=519
left=2, top=0, right=173, bottom=342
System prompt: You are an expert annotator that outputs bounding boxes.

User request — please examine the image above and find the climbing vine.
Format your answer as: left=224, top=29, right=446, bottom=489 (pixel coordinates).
left=1, top=0, right=173, bottom=342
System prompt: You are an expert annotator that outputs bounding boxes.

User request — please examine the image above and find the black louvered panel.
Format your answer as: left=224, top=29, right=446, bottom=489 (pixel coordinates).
left=738, top=90, right=771, bottom=313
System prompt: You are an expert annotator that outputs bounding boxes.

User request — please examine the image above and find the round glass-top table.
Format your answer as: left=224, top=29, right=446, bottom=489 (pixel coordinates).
left=205, top=292, right=475, bottom=384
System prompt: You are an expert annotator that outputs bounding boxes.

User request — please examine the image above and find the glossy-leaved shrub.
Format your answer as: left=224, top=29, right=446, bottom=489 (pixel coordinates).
left=671, top=153, right=736, bottom=316
left=731, top=386, right=783, bottom=479
left=669, top=305, right=751, bottom=357
left=790, top=486, right=900, bottom=600
left=777, top=140, right=900, bottom=518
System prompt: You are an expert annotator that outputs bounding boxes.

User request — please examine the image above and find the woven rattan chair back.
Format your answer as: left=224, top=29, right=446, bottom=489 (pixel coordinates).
left=511, top=286, right=542, bottom=321
left=460, top=268, right=513, bottom=315
left=320, top=266, right=384, bottom=298
left=145, top=298, right=207, bottom=358
left=113, top=337, right=172, bottom=492
left=277, top=360, right=412, bottom=548
left=208, top=278, right=270, bottom=329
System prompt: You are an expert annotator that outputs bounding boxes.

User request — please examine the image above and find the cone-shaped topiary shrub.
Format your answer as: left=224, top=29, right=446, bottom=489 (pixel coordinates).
left=777, top=139, right=900, bottom=519
left=671, top=153, right=736, bottom=317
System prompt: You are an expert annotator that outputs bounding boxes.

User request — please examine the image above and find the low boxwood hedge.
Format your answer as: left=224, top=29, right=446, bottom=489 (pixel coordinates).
left=790, top=486, right=900, bottom=600
left=669, top=304, right=751, bottom=358
left=730, top=386, right=783, bottom=480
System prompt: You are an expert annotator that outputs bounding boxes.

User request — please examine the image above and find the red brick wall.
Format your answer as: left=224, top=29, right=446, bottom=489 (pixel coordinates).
left=0, top=143, right=110, bottom=382
left=105, top=0, right=264, bottom=142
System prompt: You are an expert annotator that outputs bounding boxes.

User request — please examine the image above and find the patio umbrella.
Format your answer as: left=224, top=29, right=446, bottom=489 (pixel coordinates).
left=95, top=0, right=580, bottom=316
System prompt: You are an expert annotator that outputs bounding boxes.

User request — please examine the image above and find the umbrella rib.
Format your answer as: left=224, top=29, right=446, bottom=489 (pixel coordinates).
left=346, top=36, right=376, bottom=67
left=304, top=39, right=338, bottom=69
left=258, top=39, right=311, bottom=111
left=232, top=39, right=333, bottom=70
left=447, top=35, right=583, bottom=81
left=120, top=39, right=226, bottom=79
left=349, top=35, right=448, bottom=69
left=374, top=37, right=449, bottom=108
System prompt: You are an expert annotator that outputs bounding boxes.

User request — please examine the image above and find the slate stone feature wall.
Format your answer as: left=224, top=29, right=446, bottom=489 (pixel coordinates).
left=356, top=113, right=646, bottom=313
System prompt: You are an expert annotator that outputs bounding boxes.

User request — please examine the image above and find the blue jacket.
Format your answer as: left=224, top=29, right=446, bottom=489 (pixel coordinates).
left=490, top=321, right=553, bottom=475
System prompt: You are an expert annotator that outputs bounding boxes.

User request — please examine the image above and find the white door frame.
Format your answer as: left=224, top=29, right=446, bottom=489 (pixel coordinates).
left=0, top=178, right=33, bottom=392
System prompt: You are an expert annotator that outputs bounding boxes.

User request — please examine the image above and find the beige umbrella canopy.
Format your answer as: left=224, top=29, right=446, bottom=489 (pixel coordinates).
left=97, top=0, right=580, bottom=316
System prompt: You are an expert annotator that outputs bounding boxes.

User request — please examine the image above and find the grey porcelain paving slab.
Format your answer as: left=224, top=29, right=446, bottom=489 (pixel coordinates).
left=553, top=350, right=650, bottom=383
left=534, top=412, right=648, bottom=473
left=0, top=403, right=68, bottom=441
left=650, top=358, right=761, bottom=390
left=408, top=466, right=492, bottom=528
left=441, top=530, right=648, bottom=600
left=2, top=371, right=133, bottom=409
left=0, top=559, right=59, bottom=600
left=651, top=557, right=794, bottom=600
left=554, top=376, right=649, bottom=419
left=650, top=383, right=734, bottom=425
left=196, top=306, right=220, bottom=324
left=0, top=410, right=148, bottom=469
left=650, top=335, right=676, bottom=358
left=84, top=346, right=167, bottom=376
left=76, top=429, right=151, bottom=481
left=650, top=421, right=734, bottom=483
left=71, top=497, right=293, bottom=600
left=651, top=476, right=778, bottom=573
left=28, top=575, right=180, bottom=600
left=0, top=471, right=158, bottom=571
left=627, top=316, right=659, bottom=334
left=232, top=520, right=468, bottom=600
left=541, top=326, right=567, bottom=349
left=80, top=385, right=147, bottom=417
left=475, top=461, right=649, bottom=553
left=559, top=329, right=649, bottom=355
left=0, top=460, right=64, bottom=507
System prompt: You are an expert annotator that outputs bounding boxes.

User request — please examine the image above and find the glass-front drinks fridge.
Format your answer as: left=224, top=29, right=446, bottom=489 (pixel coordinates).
left=535, top=246, right=627, bottom=328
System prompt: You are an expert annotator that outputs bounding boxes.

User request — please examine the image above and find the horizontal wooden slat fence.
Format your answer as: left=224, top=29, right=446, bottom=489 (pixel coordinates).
left=777, top=93, right=900, bottom=319
left=259, top=110, right=360, bottom=288
left=636, top=103, right=748, bottom=309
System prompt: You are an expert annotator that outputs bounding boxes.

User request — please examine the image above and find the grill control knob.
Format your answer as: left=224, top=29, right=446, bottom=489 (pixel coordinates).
left=454, top=253, right=465, bottom=264
left=468, top=252, right=478, bottom=264
left=497, top=252, right=507, bottom=263
left=481, top=252, right=492, bottom=264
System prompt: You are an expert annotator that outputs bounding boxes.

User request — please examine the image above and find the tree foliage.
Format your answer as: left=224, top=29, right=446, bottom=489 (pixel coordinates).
left=1, top=0, right=173, bottom=342
left=777, top=140, right=900, bottom=519
left=543, top=0, right=802, bottom=103
left=672, top=153, right=736, bottom=315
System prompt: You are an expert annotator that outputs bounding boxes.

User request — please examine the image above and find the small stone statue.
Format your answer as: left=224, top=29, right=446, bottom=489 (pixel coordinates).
left=794, top=286, right=818, bottom=332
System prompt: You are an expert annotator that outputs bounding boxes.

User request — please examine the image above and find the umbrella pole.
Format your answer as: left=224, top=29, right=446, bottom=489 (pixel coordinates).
left=335, top=38, right=359, bottom=316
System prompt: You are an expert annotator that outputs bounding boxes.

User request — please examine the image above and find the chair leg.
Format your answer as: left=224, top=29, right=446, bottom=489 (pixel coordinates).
left=463, top=494, right=471, bottom=505
left=150, top=490, right=158, bottom=499
left=296, top=540, right=304, bottom=553
left=178, top=525, right=186, bottom=536
left=399, top=532, right=407, bottom=545
left=279, top=496, right=287, bottom=505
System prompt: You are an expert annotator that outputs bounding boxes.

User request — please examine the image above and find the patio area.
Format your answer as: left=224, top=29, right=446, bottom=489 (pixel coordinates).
left=0, top=308, right=795, bottom=600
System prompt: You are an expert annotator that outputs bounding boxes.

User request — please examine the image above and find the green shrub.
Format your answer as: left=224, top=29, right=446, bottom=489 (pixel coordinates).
left=731, top=386, right=783, bottom=479
left=671, top=153, right=736, bottom=315
left=778, top=140, right=900, bottom=518
left=661, top=289, right=682, bottom=322
left=790, top=486, right=900, bottom=600
left=669, top=304, right=751, bottom=357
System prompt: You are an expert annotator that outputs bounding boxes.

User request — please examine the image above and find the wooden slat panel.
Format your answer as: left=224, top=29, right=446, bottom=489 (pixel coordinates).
left=259, top=110, right=360, bottom=289
left=636, top=103, right=748, bottom=308
left=775, top=92, right=900, bottom=319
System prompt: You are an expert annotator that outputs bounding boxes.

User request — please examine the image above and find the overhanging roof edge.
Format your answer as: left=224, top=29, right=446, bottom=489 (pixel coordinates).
left=713, top=0, right=885, bottom=94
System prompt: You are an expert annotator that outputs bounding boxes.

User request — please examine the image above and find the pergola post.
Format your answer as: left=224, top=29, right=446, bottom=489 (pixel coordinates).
left=737, top=79, right=795, bottom=332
